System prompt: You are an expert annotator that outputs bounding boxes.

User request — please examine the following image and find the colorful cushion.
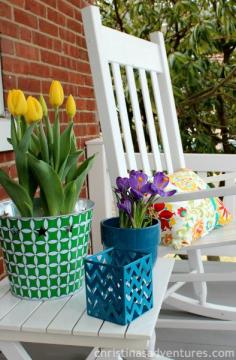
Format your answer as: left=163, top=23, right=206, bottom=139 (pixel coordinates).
left=151, top=169, right=232, bottom=250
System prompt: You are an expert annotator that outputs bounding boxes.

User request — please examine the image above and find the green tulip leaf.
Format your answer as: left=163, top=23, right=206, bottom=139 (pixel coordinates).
left=10, top=115, right=18, bottom=150
left=53, top=108, right=60, bottom=172
left=0, top=169, right=33, bottom=217
left=59, top=121, right=73, bottom=167
left=59, top=150, right=84, bottom=182
left=18, top=124, right=35, bottom=153
left=65, top=130, right=79, bottom=182
left=39, top=122, right=49, bottom=163
left=20, top=115, right=27, bottom=137
left=15, top=124, right=35, bottom=194
left=28, top=154, right=64, bottom=216
left=61, top=181, right=77, bottom=214
left=62, top=154, right=96, bottom=213
left=73, top=153, right=96, bottom=183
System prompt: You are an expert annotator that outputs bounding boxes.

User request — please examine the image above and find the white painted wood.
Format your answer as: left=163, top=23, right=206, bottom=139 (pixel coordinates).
left=126, top=259, right=174, bottom=340
left=0, top=292, right=21, bottom=320
left=99, top=321, right=127, bottom=338
left=164, top=276, right=195, bottom=300
left=99, top=321, right=127, bottom=339
left=82, top=5, right=127, bottom=188
left=73, top=311, right=104, bottom=337
left=133, top=152, right=236, bottom=172
left=101, top=26, right=162, bottom=73
left=187, top=249, right=207, bottom=305
left=0, top=260, right=174, bottom=351
left=170, top=271, right=236, bottom=282
left=150, top=32, right=185, bottom=171
left=171, top=257, right=236, bottom=273
left=0, top=278, right=10, bottom=299
left=86, top=138, right=113, bottom=253
left=150, top=72, right=173, bottom=173
left=0, top=329, right=148, bottom=350
left=47, top=288, right=86, bottom=334
left=0, top=341, right=32, bottom=360
left=126, top=65, right=151, bottom=175
left=22, top=296, right=70, bottom=333
left=0, top=300, right=42, bottom=331
left=157, top=318, right=236, bottom=330
left=139, top=69, right=162, bottom=171
left=111, top=62, right=136, bottom=170
left=164, top=292, right=236, bottom=321
left=157, top=184, right=236, bottom=202
left=0, top=118, right=12, bottom=152
left=85, top=348, right=100, bottom=360
left=202, top=172, right=236, bottom=183
left=148, top=330, right=156, bottom=353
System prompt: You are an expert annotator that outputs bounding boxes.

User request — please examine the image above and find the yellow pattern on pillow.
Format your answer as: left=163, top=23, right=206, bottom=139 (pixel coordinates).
left=153, top=169, right=232, bottom=250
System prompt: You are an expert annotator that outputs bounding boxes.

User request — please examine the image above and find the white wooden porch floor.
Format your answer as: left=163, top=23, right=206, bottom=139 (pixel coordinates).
left=1, top=261, right=236, bottom=360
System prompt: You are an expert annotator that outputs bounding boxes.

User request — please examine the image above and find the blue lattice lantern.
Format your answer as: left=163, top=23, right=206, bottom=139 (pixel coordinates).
left=85, top=247, right=153, bottom=325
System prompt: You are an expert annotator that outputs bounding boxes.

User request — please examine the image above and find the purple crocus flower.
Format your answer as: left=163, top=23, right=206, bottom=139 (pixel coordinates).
left=116, top=177, right=130, bottom=193
left=149, top=172, right=177, bottom=197
left=154, top=172, right=169, bottom=189
left=129, top=170, right=149, bottom=200
left=117, top=198, right=132, bottom=216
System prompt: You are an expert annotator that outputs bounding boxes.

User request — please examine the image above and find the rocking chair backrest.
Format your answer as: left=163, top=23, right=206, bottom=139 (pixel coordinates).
left=82, top=6, right=185, bottom=186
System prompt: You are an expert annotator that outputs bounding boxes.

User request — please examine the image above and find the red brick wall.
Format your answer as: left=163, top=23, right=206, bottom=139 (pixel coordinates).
left=0, top=0, right=99, bottom=279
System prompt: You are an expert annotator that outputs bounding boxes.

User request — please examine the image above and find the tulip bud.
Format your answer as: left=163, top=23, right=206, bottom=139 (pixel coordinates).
left=66, top=95, right=76, bottom=119
left=39, top=95, right=48, bottom=117
left=25, top=96, right=43, bottom=124
left=7, top=89, right=27, bottom=116
left=49, top=80, right=64, bottom=108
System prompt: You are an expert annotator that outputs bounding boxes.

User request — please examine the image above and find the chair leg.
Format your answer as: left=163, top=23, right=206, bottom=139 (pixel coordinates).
left=0, top=341, right=32, bottom=360
left=187, top=249, right=207, bottom=305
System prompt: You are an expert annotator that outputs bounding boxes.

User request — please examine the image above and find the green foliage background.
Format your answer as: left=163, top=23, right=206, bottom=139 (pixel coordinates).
left=96, top=0, right=236, bottom=154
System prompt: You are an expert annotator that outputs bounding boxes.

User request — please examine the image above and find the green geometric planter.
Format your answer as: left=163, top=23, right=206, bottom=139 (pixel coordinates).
left=0, top=199, right=94, bottom=300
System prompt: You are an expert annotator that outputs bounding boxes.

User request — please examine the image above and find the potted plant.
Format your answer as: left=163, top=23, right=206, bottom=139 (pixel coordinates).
left=101, top=170, right=176, bottom=264
left=0, top=81, right=95, bottom=300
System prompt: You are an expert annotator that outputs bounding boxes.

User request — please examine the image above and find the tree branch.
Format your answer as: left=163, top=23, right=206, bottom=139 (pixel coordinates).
left=179, top=66, right=236, bottom=106
left=113, top=0, right=124, bottom=32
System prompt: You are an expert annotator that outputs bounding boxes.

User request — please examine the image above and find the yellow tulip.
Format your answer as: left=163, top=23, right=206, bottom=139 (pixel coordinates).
left=66, top=95, right=76, bottom=119
left=49, top=80, right=64, bottom=108
left=25, top=96, right=43, bottom=124
left=7, top=89, right=27, bottom=116
left=39, top=95, right=48, bottom=117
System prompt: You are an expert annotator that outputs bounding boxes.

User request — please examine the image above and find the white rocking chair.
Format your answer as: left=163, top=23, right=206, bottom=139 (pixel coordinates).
left=82, top=5, right=236, bottom=327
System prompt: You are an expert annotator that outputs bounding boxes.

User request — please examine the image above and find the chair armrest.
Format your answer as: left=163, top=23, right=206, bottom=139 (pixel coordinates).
left=157, top=184, right=236, bottom=203
left=201, top=172, right=236, bottom=184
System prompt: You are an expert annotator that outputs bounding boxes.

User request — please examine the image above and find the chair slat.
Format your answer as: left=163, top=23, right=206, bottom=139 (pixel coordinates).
left=139, top=69, right=162, bottom=171
left=126, top=65, right=151, bottom=176
left=150, top=71, right=173, bottom=173
left=81, top=5, right=128, bottom=186
left=111, top=63, right=137, bottom=170
left=150, top=32, right=185, bottom=171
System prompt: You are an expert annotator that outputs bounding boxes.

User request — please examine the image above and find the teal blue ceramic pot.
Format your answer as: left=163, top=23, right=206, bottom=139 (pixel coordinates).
left=100, top=217, right=160, bottom=265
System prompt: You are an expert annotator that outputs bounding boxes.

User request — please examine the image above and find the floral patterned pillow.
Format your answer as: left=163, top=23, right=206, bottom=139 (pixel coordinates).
left=151, top=169, right=232, bottom=250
